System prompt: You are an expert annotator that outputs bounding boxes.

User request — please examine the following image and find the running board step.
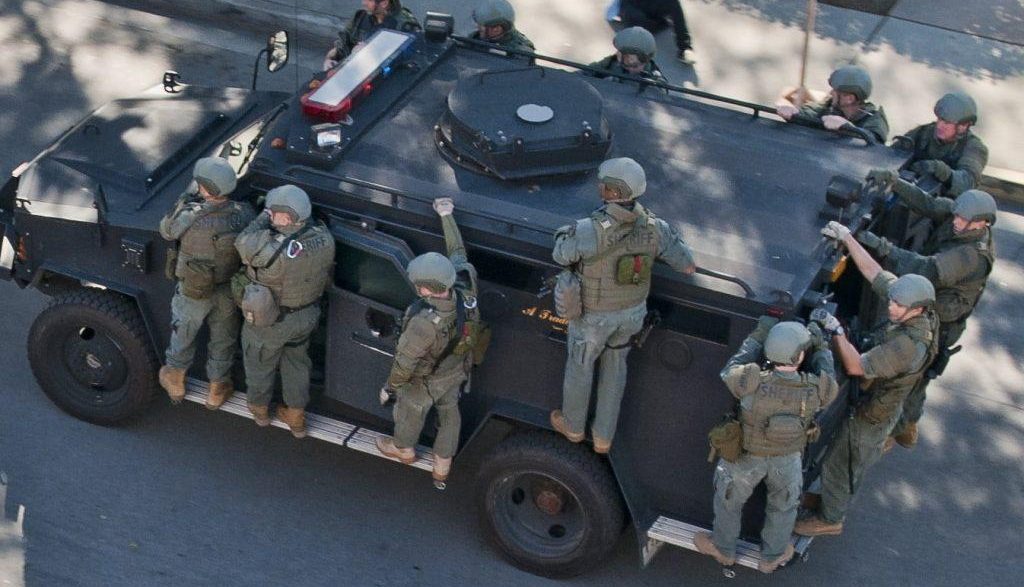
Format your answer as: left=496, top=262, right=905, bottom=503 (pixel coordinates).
left=646, top=516, right=813, bottom=572
left=184, top=379, right=434, bottom=473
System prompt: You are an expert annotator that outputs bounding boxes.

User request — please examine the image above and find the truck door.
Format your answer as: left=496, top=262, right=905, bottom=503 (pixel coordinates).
left=324, top=219, right=416, bottom=422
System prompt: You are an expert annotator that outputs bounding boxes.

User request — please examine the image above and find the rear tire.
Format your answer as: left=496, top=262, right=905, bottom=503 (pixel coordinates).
left=28, top=289, right=158, bottom=425
left=476, top=430, right=626, bottom=578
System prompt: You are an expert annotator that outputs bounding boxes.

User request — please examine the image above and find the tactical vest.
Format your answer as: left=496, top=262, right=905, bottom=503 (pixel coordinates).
left=740, top=372, right=827, bottom=456
left=588, top=56, right=661, bottom=81
left=248, top=222, right=334, bottom=309
left=932, top=228, right=995, bottom=325
left=175, top=201, right=250, bottom=284
left=861, top=310, right=940, bottom=420
left=579, top=206, right=661, bottom=313
left=399, top=291, right=473, bottom=382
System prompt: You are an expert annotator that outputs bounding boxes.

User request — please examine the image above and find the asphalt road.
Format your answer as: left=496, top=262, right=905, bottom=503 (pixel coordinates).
left=0, top=1, right=1022, bottom=586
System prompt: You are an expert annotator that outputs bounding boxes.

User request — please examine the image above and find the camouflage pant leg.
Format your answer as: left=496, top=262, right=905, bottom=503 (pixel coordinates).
left=819, top=412, right=896, bottom=523
left=591, top=304, right=646, bottom=442
left=711, top=455, right=766, bottom=559
left=561, top=304, right=645, bottom=436
left=278, top=306, right=320, bottom=409
left=203, top=284, right=241, bottom=382
left=241, top=321, right=281, bottom=407
left=761, top=453, right=803, bottom=560
left=393, top=382, right=431, bottom=450
left=165, top=284, right=214, bottom=371
left=427, top=376, right=463, bottom=458
left=894, top=323, right=964, bottom=434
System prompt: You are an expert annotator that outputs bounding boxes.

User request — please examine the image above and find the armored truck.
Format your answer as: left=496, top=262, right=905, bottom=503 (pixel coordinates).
left=0, top=24, right=910, bottom=578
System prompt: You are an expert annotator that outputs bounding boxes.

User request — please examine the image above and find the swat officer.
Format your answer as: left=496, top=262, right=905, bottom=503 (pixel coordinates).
left=549, top=157, right=696, bottom=453
left=900, top=92, right=988, bottom=197
left=694, top=320, right=838, bottom=574
left=234, top=185, right=335, bottom=438
left=469, top=0, right=535, bottom=52
left=586, top=26, right=666, bottom=83
left=158, top=157, right=254, bottom=409
left=375, top=198, right=479, bottom=485
left=856, top=174, right=996, bottom=448
left=795, top=222, right=939, bottom=537
left=322, top=0, right=421, bottom=70
left=776, top=65, right=889, bottom=143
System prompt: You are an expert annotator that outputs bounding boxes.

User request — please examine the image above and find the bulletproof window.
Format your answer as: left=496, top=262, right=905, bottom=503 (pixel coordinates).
left=331, top=220, right=416, bottom=310
left=649, top=298, right=729, bottom=345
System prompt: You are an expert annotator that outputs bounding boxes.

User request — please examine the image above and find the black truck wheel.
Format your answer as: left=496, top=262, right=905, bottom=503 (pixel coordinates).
left=476, top=430, right=626, bottom=578
left=27, top=289, right=158, bottom=425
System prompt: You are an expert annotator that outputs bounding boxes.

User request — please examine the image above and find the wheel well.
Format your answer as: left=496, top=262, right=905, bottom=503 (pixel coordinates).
left=31, top=270, right=163, bottom=360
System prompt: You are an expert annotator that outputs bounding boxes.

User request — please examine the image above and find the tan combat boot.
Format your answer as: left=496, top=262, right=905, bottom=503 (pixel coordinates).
left=893, top=422, right=918, bottom=448
left=248, top=404, right=271, bottom=427
left=158, top=365, right=186, bottom=403
left=693, top=532, right=735, bottom=566
left=592, top=435, right=612, bottom=455
left=432, top=455, right=453, bottom=483
left=793, top=515, right=843, bottom=537
left=375, top=436, right=416, bottom=464
left=758, top=543, right=795, bottom=574
left=276, top=406, right=307, bottom=439
left=205, top=380, right=234, bottom=410
left=549, top=410, right=584, bottom=443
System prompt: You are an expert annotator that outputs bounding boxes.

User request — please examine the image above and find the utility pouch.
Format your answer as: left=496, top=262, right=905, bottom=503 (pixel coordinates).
left=764, top=414, right=806, bottom=445
left=553, top=269, right=582, bottom=320
left=707, top=415, right=743, bottom=463
left=856, top=394, right=895, bottom=425
left=615, top=253, right=653, bottom=285
left=179, top=259, right=216, bottom=299
left=452, top=320, right=493, bottom=366
left=230, top=268, right=251, bottom=306
left=164, top=246, right=179, bottom=281
left=241, top=282, right=279, bottom=327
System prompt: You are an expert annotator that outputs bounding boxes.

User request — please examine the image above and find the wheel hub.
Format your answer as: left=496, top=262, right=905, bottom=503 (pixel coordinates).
left=535, top=489, right=564, bottom=516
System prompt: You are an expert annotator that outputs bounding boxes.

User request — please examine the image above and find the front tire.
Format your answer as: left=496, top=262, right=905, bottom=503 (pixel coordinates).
left=28, top=289, right=158, bottom=425
left=476, top=430, right=626, bottom=578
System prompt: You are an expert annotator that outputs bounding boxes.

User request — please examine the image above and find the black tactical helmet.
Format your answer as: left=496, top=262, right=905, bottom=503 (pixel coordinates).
left=613, top=27, right=657, bottom=60
left=265, top=185, right=312, bottom=223
left=764, top=321, right=811, bottom=365
left=934, top=92, right=978, bottom=124
left=193, top=157, right=237, bottom=197
left=597, top=157, right=646, bottom=200
left=953, top=189, right=997, bottom=225
left=888, top=274, right=936, bottom=310
left=472, top=0, right=515, bottom=29
left=828, top=65, right=872, bottom=101
left=407, top=252, right=457, bottom=294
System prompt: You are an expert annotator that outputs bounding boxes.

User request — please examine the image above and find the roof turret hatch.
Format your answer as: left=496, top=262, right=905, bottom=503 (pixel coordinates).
left=436, top=67, right=612, bottom=179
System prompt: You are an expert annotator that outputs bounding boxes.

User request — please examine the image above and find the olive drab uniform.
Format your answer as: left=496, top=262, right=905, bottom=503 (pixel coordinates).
left=159, top=193, right=254, bottom=382
left=585, top=55, right=666, bottom=83
left=790, top=98, right=889, bottom=143
left=553, top=202, right=694, bottom=444
left=388, top=215, right=478, bottom=459
left=818, top=272, right=939, bottom=524
left=468, top=28, right=535, bottom=52
left=334, top=4, right=421, bottom=59
left=878, top=185, right=994, bottom=437
left=235, top=214, right=335, bottom=409
left=712, top=333, right=838, bottom=562
left=904, top=122, right=988, bottom=197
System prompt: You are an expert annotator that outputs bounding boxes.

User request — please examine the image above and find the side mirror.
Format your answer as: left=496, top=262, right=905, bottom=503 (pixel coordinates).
left=266, top=31, right=289, bottom=72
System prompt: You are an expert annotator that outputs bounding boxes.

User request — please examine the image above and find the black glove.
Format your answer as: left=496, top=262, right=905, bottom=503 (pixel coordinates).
left=750, top=315, right=780, bottom=343
left=911, top=159, right=953, bottom=182
left=855, top=230, right=892, bottom=258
